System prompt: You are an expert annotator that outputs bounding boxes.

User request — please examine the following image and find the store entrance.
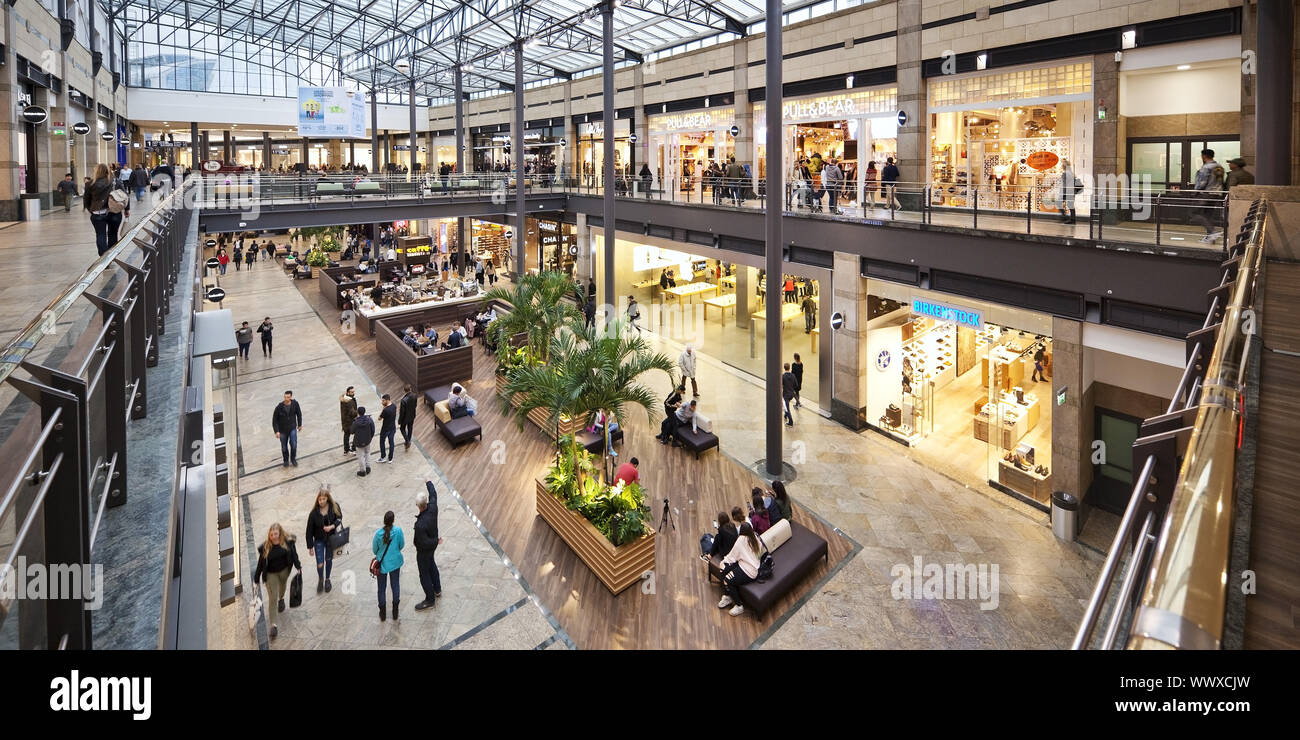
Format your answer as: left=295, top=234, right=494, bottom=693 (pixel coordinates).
left=866, top=287, right=1055, bottom=506
left=792, top=121, right=857, bottom=207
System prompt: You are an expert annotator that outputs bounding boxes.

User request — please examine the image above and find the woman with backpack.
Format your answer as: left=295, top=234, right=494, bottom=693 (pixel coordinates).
left=372, top=510, right=405, bottom=622
left=305, top=486, right=343, bottom=594
left=85, top=163, right=129, bottom=256
left=253, top=522, right=302, bottom=640
left=717, top=522, right=763, bottom=617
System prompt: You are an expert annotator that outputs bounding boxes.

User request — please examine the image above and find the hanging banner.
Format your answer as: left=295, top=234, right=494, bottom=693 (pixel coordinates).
left=297, top=87, right=367, bottom=139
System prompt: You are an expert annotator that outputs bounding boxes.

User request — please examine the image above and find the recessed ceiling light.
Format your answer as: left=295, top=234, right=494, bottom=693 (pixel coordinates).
left=1176, top=64, right=1191, bottom=70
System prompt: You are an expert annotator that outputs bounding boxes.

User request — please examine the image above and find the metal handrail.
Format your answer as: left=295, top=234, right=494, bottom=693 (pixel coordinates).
left=0, top=178, right=192, bottom=386
left=1073, top=197, right=1266, bottom=650
left=1129, top=203, right=1265, bottom=650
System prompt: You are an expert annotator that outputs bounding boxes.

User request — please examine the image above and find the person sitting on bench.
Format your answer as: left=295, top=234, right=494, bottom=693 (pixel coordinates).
left=441, top=325, right=467, bottom=349
left=675, top=399, right=699, bottom=434
left=656, top=383, right=686, bottom=445
left=447, top=383, right=477, bottom=417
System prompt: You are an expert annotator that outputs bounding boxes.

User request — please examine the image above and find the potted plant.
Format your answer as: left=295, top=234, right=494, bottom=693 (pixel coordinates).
left=303, top=247, right=329, bottom=277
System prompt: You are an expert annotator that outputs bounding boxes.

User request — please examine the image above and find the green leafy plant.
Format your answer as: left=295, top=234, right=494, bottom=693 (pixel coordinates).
left=305, top=248, right=330, bottom=267
left=544, top=440, right=650, bottom=546
left=483, top=271, right=582, bottom=369
left=319, top=235, right=341, bottom=252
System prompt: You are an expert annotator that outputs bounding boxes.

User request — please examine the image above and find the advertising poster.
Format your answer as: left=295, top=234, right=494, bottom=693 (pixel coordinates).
left=297, top=87, right=367, bottom=138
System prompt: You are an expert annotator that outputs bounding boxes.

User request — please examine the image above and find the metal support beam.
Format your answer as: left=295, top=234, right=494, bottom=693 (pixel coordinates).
left=191, top=122, right=200, bottom=169
left=515, top=41, right=526, bottom=280
left=602, top=2, right=616, bottom=323
left=409, top=78, right=418, bottom=176
left=223, top=130, right=232, bottom=163
left=764, top=0, right=783, bottom=476
left=456, top=64, right=467, bottom=276
left=370, top=88, right=380, bottom=173
left=1257, top=0, right=1293, bottom=185
left=263, top=131, right=272, bottom=169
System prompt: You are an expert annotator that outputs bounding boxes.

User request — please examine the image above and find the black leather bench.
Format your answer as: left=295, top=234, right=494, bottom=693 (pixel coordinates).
left=673, top=425, right=719, bottom=459
left=574, top=426, right=624, bottom=453
left=707, top=519, right=828, bottom=616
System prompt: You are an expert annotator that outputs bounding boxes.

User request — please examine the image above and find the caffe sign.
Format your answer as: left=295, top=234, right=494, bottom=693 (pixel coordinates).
left=782, top=96, right=857, bottom=122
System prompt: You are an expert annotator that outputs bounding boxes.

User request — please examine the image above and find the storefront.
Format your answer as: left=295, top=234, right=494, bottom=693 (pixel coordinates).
left=755, top=87, right=897, bottom=207
left=647, top=108, right=735, bottom=194
left=524, top=124, right=563, bottom=176
left=576, top=117, right=632, bottom=186
left=471, top=221, right=511, bottom=272
left=597, top=235, right=827, bottom=408
left=927, top=61, right=1093, bottom=214
left=429, top=135, right=458, bottom=172
left=864, top=282, right=1055, bottom=505
left=528, top=217, right=576, bottom=275
left=472, top=127, right=511, bottom=172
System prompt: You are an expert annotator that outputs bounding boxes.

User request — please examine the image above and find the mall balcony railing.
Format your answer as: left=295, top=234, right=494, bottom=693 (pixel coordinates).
left=566, top=174, right=1230, bottom=250
left=194, top=171, right=570, bottom=208
left=0, top=177, right=194, bottom=650
left=1073, top=196, right=1265, bottom=650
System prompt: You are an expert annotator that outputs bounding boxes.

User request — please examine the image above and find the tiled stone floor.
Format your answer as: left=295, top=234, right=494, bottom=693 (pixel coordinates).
left=218, top=254, right=568, bottom=650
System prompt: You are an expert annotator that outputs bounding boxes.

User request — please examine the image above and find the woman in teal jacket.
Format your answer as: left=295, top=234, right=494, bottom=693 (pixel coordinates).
left=372, top=510, right=405, bottom=622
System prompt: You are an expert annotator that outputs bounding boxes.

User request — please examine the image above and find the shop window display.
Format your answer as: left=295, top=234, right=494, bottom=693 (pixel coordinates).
left=866, top=287, right=1054, bottom=504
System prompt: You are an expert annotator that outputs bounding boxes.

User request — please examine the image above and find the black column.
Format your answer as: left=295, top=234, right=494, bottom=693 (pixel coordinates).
left=191, top=122, right=200, bottom=171
left=515, top=42, right=527, bottom=280
left=602, top=2, right=615, bottom=321
left=349, top=140, right=355, bottom=168
left=409, top=78, right=418, bottom=175
left=370, top=89, right=380, bottom=173
left=300, top=136, right=309, bottom=168
left=764, top=0, right=784, bottom=475
left=262, top=132, right=271, bottom=169
left=222, top=130, right=232, bottom=162
left=456, top=65, right=468, bottom=275
left=1257, top=0, right=1294, bottom=185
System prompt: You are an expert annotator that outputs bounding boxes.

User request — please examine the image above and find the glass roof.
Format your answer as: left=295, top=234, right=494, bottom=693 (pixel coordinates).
left=108, top=0, right=822, bottom=100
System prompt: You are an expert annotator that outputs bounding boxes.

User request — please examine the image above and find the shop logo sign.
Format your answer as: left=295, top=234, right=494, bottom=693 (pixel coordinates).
left=782, top=97, right=856, bottom=122
left=875, top=349, right=891, bottom=372
left=912, top=299, right=981, bottom=330
left=664, top=113, right=712, bottom=130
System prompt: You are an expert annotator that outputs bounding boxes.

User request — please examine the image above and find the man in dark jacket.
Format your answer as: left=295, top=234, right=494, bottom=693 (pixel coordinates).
left=413, top=480, right=443, bottom=610
left=398, top=385, right=418, bottom=449
left=378, top=394, right=398, bottom=463
left=271, top=391, right=303, bottom=466
left=340, top=386, right=358, bottom=455
left=781, top=364, right=797, bottom=427
left=129, top=165, right=151, bottom=202
left=352, top=406, right=375, bottom=476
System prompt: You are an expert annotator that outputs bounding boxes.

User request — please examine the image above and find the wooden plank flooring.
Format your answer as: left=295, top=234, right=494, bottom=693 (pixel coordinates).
left=294, top=273, right=854, bottom=649
left=1245, top=259, right=1300, bottom=649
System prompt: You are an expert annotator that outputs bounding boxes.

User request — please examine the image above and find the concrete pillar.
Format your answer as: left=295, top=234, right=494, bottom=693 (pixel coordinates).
left=370, top=89, right=380, bottom=173
left=895, top=0, right=926, bottom=185
left=32, top=87, right=54, bottom=205
left=732, top=41, right=754, bottom=172
left=456, top=64, right=467, bottom=274
left=1239, top=2, right=1257, bottom=171
left=409, top=79, right=418, bottom=175
left=830, top=252, right=867, bottom=429
left=602, top=3, right=616, bottom=315
left=1050, top=317, right=1090, bottom=505
left=563, top=81, right=576, bottom=183
left=0, top=3, right=19, bottom=220
left=1092, top=53, right=1120, bottom=200
left=516, top=42, right=527, bottom=280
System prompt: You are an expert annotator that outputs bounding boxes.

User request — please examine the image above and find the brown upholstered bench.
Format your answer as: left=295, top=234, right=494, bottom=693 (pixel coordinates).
left=423, top=383, right=458, bottom=408
left=574, top=426, right=624, bottom=453
left=707, top=519, right=828, bottom=617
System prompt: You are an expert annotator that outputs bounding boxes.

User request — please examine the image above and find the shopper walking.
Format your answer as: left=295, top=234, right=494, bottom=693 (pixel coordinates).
left=792, top=353, right=805, bottom=409
left=253, top=522, right=302, bottom=640
left=626, top=296, right=643, bottom=335
left=584, top=295, right=597, bottom=329
left=217, top=249, right=229, bottom=275
left=378, top=394, right=397, bottom=463
left=256, top=317, right=274, bottom=357
left=398, top=385, right=418, bottom=449
left=372, top=510, right=405, bottom=622
left=233, top=244, right=243, bottom=271
left=679, top=346, right=699, bottom=397
left=1225, top=158, right=1254, bottom=190
left=57, top=173, right=78, bottom=212
left=352, top=406, right=375, bottom=476
left=822, top=158, right=844, bottom=214
left=413, top=480, right=443, bottom=610
left=305, top=486, right=342, bottom=594
left=85, top=163, right=126, bottom=256
left=271, top=391, right=302, bottom=467
left=864, top=161, right=879, bottom=208
left=245, top=245, right=256, bottom=269
left=235, top=321, right=253, bottom=361
left=1191, top=148, right=1225, bottom=243
left=340, top=386, right=358, bottom=455
left=1058, top=159, right=1080, bottom=225
left=801, top=294, right=817, bottom=333
left=781, top=363, right=797, bottom=426
left=725, top=157, right=747, bottom=206
left=882, top=157, right=902, bottom=210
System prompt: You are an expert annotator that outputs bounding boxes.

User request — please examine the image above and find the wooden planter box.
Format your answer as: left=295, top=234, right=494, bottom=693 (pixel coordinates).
left=535, top=479, right=656, bottom=594
left=496, top=372, right=583, bottom=436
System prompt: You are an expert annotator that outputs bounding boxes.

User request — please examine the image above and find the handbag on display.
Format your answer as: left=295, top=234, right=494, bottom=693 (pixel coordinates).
left=288, top=571, right=303, bottom=608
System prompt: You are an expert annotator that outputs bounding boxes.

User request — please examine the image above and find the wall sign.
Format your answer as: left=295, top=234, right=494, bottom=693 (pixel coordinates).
left=205, top=257, right=221, bottom=270
left=782, top=97, right=855, bottom=122
left=729, top=125, right=740, bottom=137
left=896, top=110, right=908, bottom=127
left=72, top=122, right=90, bottom=135
left=830, top=311, right=845, bottom=331
left=911, top=298, right=982, bottom=330
left=1025, top=151, right=1060, bottom=171
left=205, top=287, right=227, bottom=303
left=663, top=112, right=712, bottom=130
left=1056, top=386, right=1067, bottom=407
left=628, top=133, right=638, bottom=144
left=874, top=349, right=891, bottom=372
left=100, top=131, right=115, bottom=141
left=205, top=239, right=217, bottom=248
left=22, top=105, right=48, bottom=125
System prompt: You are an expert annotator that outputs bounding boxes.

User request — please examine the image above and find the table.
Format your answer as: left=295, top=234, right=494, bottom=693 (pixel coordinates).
left=703, top=293, right=736, bottom=323
left=720, top=275, right=737, bottom=290
left=664, top=281, right=719, bottom=309
left=354, top=290, right=483, bottom=336
left=751, top=301, right=805, bottom=327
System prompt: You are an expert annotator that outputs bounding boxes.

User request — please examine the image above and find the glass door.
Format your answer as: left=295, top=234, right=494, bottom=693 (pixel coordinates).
left=1089, top=407, right=1142, bottom=515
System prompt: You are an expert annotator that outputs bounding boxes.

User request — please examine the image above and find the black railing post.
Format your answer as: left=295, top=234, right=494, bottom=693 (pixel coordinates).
left=1155, top=195, right=1162, bottom=246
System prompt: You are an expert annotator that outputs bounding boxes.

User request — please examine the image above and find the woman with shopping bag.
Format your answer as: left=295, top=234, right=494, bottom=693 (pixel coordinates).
left=305, top=486, right=344, bottom=595
left=253, top=522, right=302, bottom=640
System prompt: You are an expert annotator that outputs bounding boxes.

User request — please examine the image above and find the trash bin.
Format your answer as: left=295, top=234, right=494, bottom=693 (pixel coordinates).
left=1051, top=491, right=1079, bottom=542
left=21, top=194, right=41, bottom=221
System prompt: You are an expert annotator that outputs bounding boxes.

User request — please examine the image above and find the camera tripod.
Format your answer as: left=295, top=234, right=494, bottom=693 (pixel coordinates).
left=659, top=497, right=675, bottom=532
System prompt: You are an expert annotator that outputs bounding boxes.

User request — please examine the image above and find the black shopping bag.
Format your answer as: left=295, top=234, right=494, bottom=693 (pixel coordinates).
left=288, top=571, right=303, bottom=608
